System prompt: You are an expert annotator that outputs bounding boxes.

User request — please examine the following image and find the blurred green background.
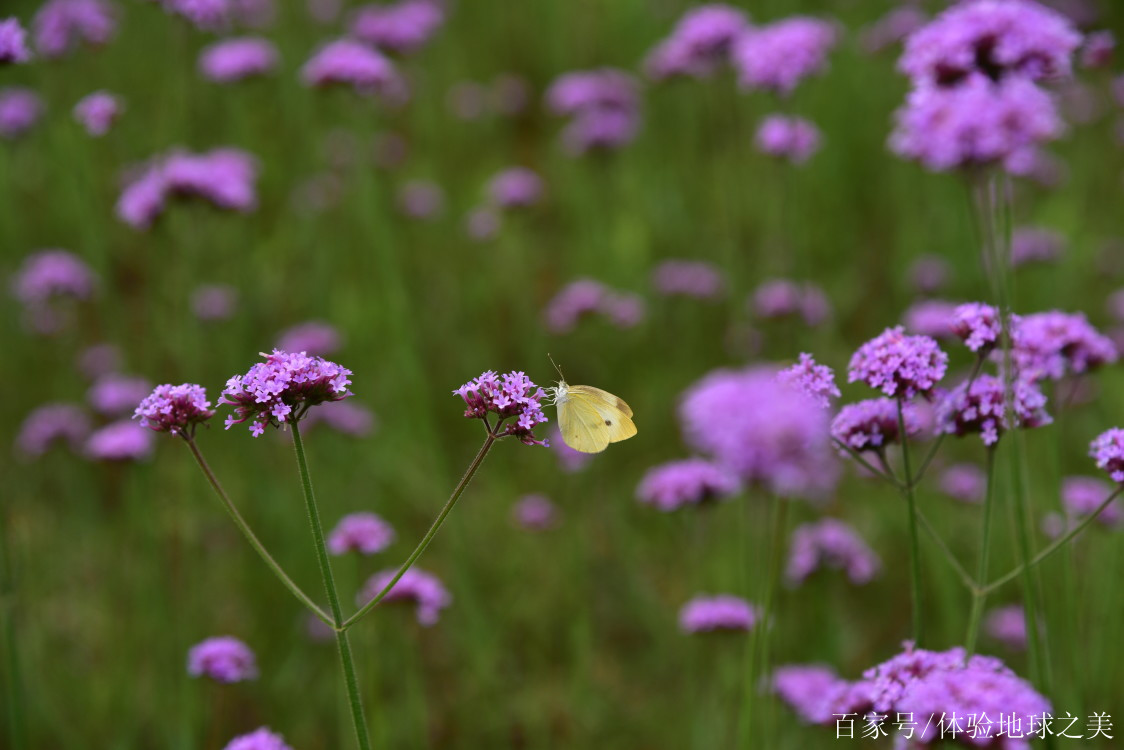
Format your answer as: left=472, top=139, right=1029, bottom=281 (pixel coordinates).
left=3, top=0, right=1124, bottom=747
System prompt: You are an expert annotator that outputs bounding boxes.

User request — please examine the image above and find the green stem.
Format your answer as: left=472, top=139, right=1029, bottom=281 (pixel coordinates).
left=915, top=509, right=977, bottom=592
left=342, top=430, right=497, bottom=631
left=0, top=505, right=26, bottom=750
left=757, top=495, right=788, bottom=745
left=184, top=437, right=331, bottom=625
left=291, top=422, right=371, bottom=750
left=897, top=398, right=924, bottom=645
left=964, top=447, right=998, bottom=658
left=831, top=438, right=905, bottom=490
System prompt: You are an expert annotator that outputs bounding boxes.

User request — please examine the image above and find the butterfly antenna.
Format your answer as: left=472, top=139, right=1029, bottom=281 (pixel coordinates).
left=547, top=353, right=566, bottom=381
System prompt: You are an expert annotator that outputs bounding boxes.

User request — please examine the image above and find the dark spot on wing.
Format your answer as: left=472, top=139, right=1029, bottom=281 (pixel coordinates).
left=605, top=420, right=612, bottom=426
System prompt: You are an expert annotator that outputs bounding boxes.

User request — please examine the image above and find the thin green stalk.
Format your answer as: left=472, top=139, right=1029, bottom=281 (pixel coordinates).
left=897, top=398, right=924, bottom=645
left=184, top=437, right=331, bottom=625
left=964, top=447, right=998, bottom=658
left=916, top=509, right=977, bottom=592
left=0, top=507, right=26, bottom=750
left=290, top=422, right=371, bottom=750
left=342, top=430, right=497, bottom=630
left=831, top=438, right=905, bottom=489
left=757, top=495, right=788, bottom=745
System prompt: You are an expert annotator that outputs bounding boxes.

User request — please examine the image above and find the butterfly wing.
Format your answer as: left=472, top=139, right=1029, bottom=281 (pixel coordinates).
left=561, top=386, right=637, bottom=452
left=567, top=385, right=634, bottom=418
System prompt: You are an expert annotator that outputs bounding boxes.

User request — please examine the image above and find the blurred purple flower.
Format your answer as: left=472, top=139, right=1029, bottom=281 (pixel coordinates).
left=859, top=6, right=927, bottom=56
left=77, top=343, right=120, bottom=380
left=754, top=115, right=821, bottom=164
left=33, top=0, right=115, bottom=58
left=199, top=37, right=279, bottom=82
left=397, top=179, right=444, bottom=220
left=936, top=374, right=1051, bottom=446
left=952, top=302, right=1002, bottom=353
left=545, top=279, right=645, bottom=333
left=85, top=420, right=154, bottom=461
left=636, top=458, right=739, bottom=511
left=13, top=249, right=95, bottom=307
left=939, top=463, right=987, bottom=503
left=546, top=69, right=640, bottom=155
left=223, top=728, right=292, bottom=750
left=772, top=665, right=852, bottom=724
left=831, top=398, right=922, bottom=454
left=358, top=568, right=451, bottom=626
left=446, top=81, right=486, bottom=120
left=848, top=326, right=948, bottom=400
left=187, top=636, right=257, bottom=683
left=1061, top=475, right=1122, bottom=526
left=1011, top=226, right=1065, bottom=267
left=73, top=91, right=120, bottom=136
left=512, top=493, right=558, bottom=531
left=89, top=374, right=153, bottom=417
left=453, top=370, right=548, bottom=446
left=1079, top=29, right=1113, bottom=68
left=651, top=259, right=725, bottom=299
left=786, top=518, right=880, bottom=586
left=908, top=255, right=950, bottom=295
left=276, top=321, right=341, bottom=356
left=301, top=38, right=407, bottom=101
left=328, top=512, right=395, bottom=555
left=0, top=87, right=43, bottom=139
left=679, top=595, right=757, bottom=634
left=191, top=283, right=238, bottom=321
left=561, top=107, right=639, bottom=155
left=732, top=16, right=837, bottom=95
left=491, top=73, right=530, bottom=116
left=350, top=0, right=444, bottom=55
left=777, top=353, right=839, bottom=409
left=1091, top=428, right=1124, bottom=483
left=487, top=167, right=543, bottom=209
left=0, top=18, right=31, bottom=63
left=134, top=383, right=215, bottom=437
left=903, top=299, right=958, bottom=340
left=16, top=404, right=90, bottom=457
left=751, top=279, right=831, bottom=325
left=219, top=350, right=352, bottom=436
left=116, top=148, right=259, bottom=229
left=301, top=400, right=376, bottom=437
left=1012, top=310, right=1116, bottom=382
left=550, top=425, right=593, bottom=473
left=985, top=605, right=1028, bottom=650
left=463, top=206, right=500, bottom=241
left=644, top=3, right=749, bottom=81
left=160, top=0, right=229, bottom=31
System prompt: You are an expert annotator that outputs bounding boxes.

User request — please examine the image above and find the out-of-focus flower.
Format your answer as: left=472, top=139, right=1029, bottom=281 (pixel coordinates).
left=16, top=404, right=90, bottom=457
left=463, top=206, right=500, bottom=241
left=908, top=255, right=950, bottom=295
left=1012, top=310, right=1117, bottom=382
left=191, top=283, right=238, bottom=321
left=1079, top=29, right=1113, bottom=69
left=952, top=302, right=1002, bottom=353
left=772, top=665, right=853, bottom=724
left=940, top=463, right=987, bottom=503
left=85, top=420, right=154, bottom=461
left=636, top=458, right=739, bottom=511
left=453, top=370, right=548, bottom=446
left=491, top=73, right=530, bottom=116
left=651, top=259, right=725, bottom=300
left=300, top=400, right=376, bottom=437
left=89, top=374, right=153, bottom=417
left=12, top=249, right=95, bottom=333
left=1106, top=289, right=1124, bottom=324
left=300, top=38, right=407, bottom=101
left=33, top=0, right=115, bottom=58
left=230, top=0, right=275, bottom=29
left=786, top=519, right=880, bottom=586
left=134, top=384, right=214, bottom=437
left=1011, top=226, right=1065, bottom=267
left=72, top=91, right=120, bottom=136
left=750, top=279, right=831, bottom=325
left=1007, top=147, right=1068, bottom=187
left=777, top=353, right=839, bottom=409
left=680, top=366, right=837, bottom=499
left=550, top=425, right=593, bottom=473
left=159, top=0, right=230, bottom=31
left=199, top=37, right=279, bottom=82
left=937, top=374, right=1051, bottom=446
left=276, top=321, right=341, bottom=356
left=985, top=605, right=1028, bottom=650
left=903, top=300, right=958, bottom=340
left=187, top=636, right=258, bottom=683
left=487, top=167, right=543, bottom=209
left=546, top=69, right=640, bottom=155
left=0, top=18, right=31, bottom=63
left=859, top=6, right=927, bottom=56
left=349, top=0, right=444, bottom=55
left=0, top=87, right=43, bottom=139
left=397, top=179, right=444, bottom=220
left=679, top=595, right=757, bottom=633
left=1061, top=475, right=1122, bottom=526
left=446, top=81, right=486, bottom=120
left=754, top=115, right=821, bottom=164
left=307, top=0, right=340, bottom=24
left=1092, top=428, right=1124, bottom=483
left=848, top=326, right=948, bottom=400
left=831, top=398, right=922, bottom=453
left=544, top=279, right=645, bottom=333
left=328, top=512, right=395, bottom=555
left=77, top=343, right=120, bottom=380
left=219, top=350, right=352, bottom=436
left=644, top=4, right=749, bottom=80
left=358, top=568, right=451, bottom=626
left=223, top=727, right=292, bottom=750
left=512, top=493, right=558, bottom=531
left=732, top=16, right=837, bottom=95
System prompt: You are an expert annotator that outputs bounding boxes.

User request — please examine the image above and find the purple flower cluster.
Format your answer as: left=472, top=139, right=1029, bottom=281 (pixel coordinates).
left=1091, top=428, right=1124, bottom=483
left=936, top=374, right=1051, bottom=446
left=651, top=259, right=725, bottom=300
left=85, top=420, right=154, bottom=461
left=985, top=605, right=1029, bottom=650
left=1011, top=226, right=1065, bottom=266
left=909, top=255, right=950, bottom=295
left=777, top=354, right=839, bottom=409
left=223, top=728, right=292, bottom=750
left=73, top=91, right=120, bottom=136
left=33, top=0, right=115, bottom=59
left=786, top=519, right=880, bottom=586
left=1012, top=311, right=1117, bottom=382
left=0, top=18, right=31, bottom=63
left=831, top=398, right=922, bottom=453
left=848, top=327, right=948, bottom=400
left=635, top=458, right=739, bottom=512
left=187, top=636, right=258, bottom=683
left=952, top=302, right=1002, bottom=353
left=732, top=17, right=837, bottom=96
left=134, top=384, right=215, bottom=437
left=192, top=283, right=238, bottom=321
left=486, top=167, right=543, bottom=209
left=903, top=299, right=958, bottom=339
left=0, top=87, right=43, bottom=139
left=78, top=344, right=119, bottom=379
left=276, top=321, right=341, bottom=356
left=939, top=463, right=986, bottom=503
left=1061, top=475, right=1122, bottom=526
left=545, top=69, right=640, bottom=155
left=754, top=115, right=821, bottom=164
left=512, top=494, right=558, bottom=531
left=644, top=4, right=749, bottom=81
left=772, top=665, right=852, bottom=724
left=679, top=367, right=837, bottom=499
left=219, top=350, right=353, bottom=436
left=453, top=370, right=548, bottom=446
left=12, top=249, right=95, bottom=308
left=397, top=180, right=444, bottom=219
left=116, top=148, right=259, bottom=229
left=679, top=594, right=757, bottom=634
left=751, top=279, right=830, bottom=325
left=544, top=279, right=645, bottom=333
left=350, top=0, right=444, bottom=55
left=89, top=375, right=153, bottom=417
left=328, top=512, right=395, bottom=555
left=159, top=0, right=230, bottom=31
left=358, top=568, right=451, bottom=626
left=1080, top=29, right=1115, bottom=69
left=16, top=404, right=91, bottom=458
left=301, top=39, right=407, bottom=101
left=199, top=37, right=279, bottom=83
left=300, top=400, right=376, bottom=437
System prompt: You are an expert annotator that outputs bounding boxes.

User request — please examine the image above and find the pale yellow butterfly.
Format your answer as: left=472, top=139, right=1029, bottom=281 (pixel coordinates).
left=546, top=357, right=637, bottom=454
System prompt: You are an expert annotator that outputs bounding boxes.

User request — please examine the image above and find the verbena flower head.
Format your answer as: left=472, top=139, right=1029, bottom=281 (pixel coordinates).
left=73, top=91, right=120, bottom=136
left=1012, top=310, right=1117, bottom=381
left=785, top=518, right=880, bottom=586
left=636, top=458, right=739, bottom=512
left=939, top=463, right=986, bottom=503
left=890, top=74, right=1064, bottom=172
left=300, top=400, right=376, bottom=437
left=754, top=115, right=821, bottom=164
left=159, top=0, right=231, bottom=31
left=187, top=636, right=258, bottom=683
left=985, top=605, right=1028, bottom=650
left=1091, top=428, right=1124, bottom=483
left=33, top=0, right=115, bottom=59
left=89, top=374, right=153, bottom=417
left=679, top=594, right=757, bottom=634
left=936, top=374, right=1051, bottom=445
left=453, top=370, right=548, bottom=445
left=223, top=727, right=292, bottom=750
left=903, top=299, right=958, bottom=339
left=848, top=326, right=948, bottom=400
left=192, top=283, right=238, bottom=321
left=651, top=260, right=725, bottom=299
left=328, top=512, right=394, bottom=555
left=732, top=16, right=837, bottom=95
left=134, top=384, right=215, bottom=437
left=12, top=249, right=95, bottom=307
left=751, top=279, right=831, bottom=325
left=350, top=0, right=444, bottom=54
left=85, top=420, right=154, bottom=461
left=777, top=353, right=839, bottom=409
left=952, top=302, right=1002, bottom=353
left=772, top=664, right=853, bottom=724
left=116, top=148, right=259, bottom=229
left=397, top=180, right=444, bottom=219
left=679, top=367, right=837, bottom=499
left=300, top=38, right=407, bottom=100
left=16, top=404, right=90, bottom=457
left=219, top=350, right=352, bottom=436
left=1080, top=29, right=1114, bottom=69
left=199, top=37, right=279, bottom=82
left=561, top=107, right=639, bottom=155
left=544, top=279, right=645, bottom=333
left=546, top=69, right=640, bottom=155
left=487, top=167, right=544, bottom=209
left=358, top=568, right=451, bottom=626
left=1061, top=475, right=1122, bottom=526
left=0, top=18, right=31, bottom=63
left=512, top=493, right=558, bottom=531
left=0, top=87, right=43, bottom=139
left=899, top=0, right=1082, bottom=87
left=831, top=398, right=922, bottom=453
left=1011, top=226, right=1065, bottom=266
left=644, top=4, right=749, bottom=80
left=276, top=321, right=341, bottom=356
left=463, top=206, right=499, bottom=241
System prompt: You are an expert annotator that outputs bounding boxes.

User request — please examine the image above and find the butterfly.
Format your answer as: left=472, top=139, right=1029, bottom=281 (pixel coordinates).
left=548, top=379, right=637, bottom=454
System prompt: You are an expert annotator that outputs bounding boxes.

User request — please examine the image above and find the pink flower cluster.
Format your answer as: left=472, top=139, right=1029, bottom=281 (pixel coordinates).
left=847, top=326, right=948, bottom=400
left=187, top=636, right=258, bottom=683
left=358, top=568, right=451, bottom=626
left=636, top=458, right=739, bottom=511
left=936, top=374, right=1051, bottom=446
left=453, top=370, right=548, bottom=446
left=544, top=279, right=645, bottom=333
left=545, top=69, right=640, bottom=155
left=733, top=17, right=837, bottom=95
left=644, top=4, right=749, bottom=80
left=219, top=350, right=353, bottom=436
left=785, top=519, right=880, bottom=586
left=679, top=594, right=757, bottom=633
left=134, top=384, right=215, bottom=437
left=328, top=512, right=395, bottom=555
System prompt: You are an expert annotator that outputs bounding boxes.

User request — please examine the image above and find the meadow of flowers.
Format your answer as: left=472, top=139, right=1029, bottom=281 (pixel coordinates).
left=4, top=0, right=1124, bottom=747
